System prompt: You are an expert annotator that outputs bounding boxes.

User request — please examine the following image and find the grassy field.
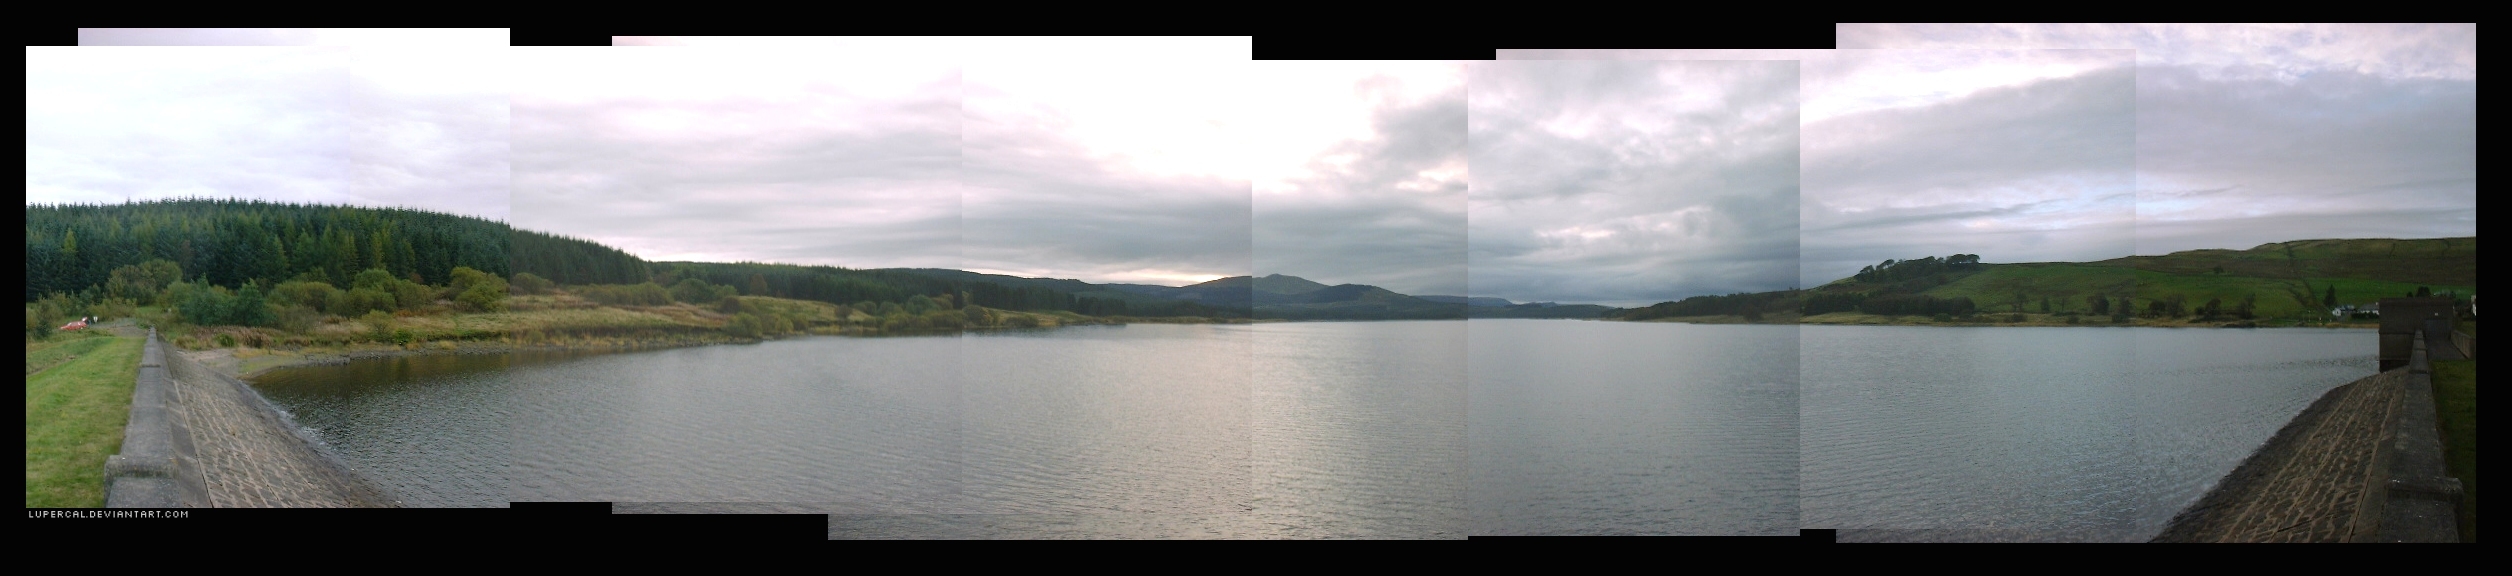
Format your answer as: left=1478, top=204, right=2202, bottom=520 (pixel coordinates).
left=2433, top=359, right=2477, bottom=542
left=1921, top=265, right=2472, bottom=322
left=25, top=332, right=119, bottom=376
left=24, top=333, right=143, bottom=507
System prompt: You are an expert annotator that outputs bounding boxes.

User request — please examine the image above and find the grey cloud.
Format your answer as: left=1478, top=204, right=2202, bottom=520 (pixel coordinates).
left=512, top=71, right=968, bottom=270
left=1255, top=79, right=1467, bottom=296
left=2131, top=65, right=2474, bottom=254
left=350, top=78, right=512, bottom=221
left=1799, top=65, right=2136, bottom=285
left=959, top=88, right=1251, bottom=282
left=78, top=29, right=321, bottom=46
left=1467, top=60, right=1800, bottom=307
left=27, top=48, right=358, bottom=210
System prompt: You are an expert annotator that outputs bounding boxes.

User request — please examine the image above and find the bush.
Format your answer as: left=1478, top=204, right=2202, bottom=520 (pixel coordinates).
left=272, top=280, right=343, bottom=313
left=391, top=280, right=438, bottom=312
left=352, top=268, right=400, bottom=292
left=668, top=278, right=735, bottom=305
left=88, top=297, right=137, bottom=322
left=181, top=285, right=237, bottom=325
left=2007, top=313, right=2026, bottom=323
left=362, top=310, right=395, bottom=341
left=725, top=312, right=757, bottom=338
left=510, top=272, right=556, bottom=296
left=276, top=305, right=324, bottom=333
left=455, top=282, right=507, bottom=312
left=333, top=287, right=398, bottom=317
left=923, top=308, right=966, bottom=328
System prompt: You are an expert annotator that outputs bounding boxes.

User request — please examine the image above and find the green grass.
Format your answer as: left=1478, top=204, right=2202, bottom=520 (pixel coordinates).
left=1917, top=264, right=2473, bottom=322
left=25, top=332, right=118, bottom=376
left=2433, top=359, right=2477, bottom=542
left=25, top=334, right=143, bottom=507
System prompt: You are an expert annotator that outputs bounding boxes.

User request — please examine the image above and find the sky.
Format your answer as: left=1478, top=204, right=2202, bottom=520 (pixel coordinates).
left=34, top=31, right=514, bottom=222
left=1467, top=61, right=1801, bottom=306
left=1510, top=24, right=2475, bottom=287
left=32, top=28, right=2475, bottom=305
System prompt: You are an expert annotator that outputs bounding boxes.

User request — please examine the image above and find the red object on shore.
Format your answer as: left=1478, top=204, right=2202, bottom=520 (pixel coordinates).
left=59, top=320, right=86, bottom=330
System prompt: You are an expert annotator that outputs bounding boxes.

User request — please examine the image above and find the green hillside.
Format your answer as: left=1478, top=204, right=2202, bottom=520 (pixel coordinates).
left=1806, top=237, right=2475, bottom=325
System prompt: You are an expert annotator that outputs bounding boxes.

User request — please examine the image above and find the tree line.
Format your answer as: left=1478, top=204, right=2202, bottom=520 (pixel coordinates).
left=25, top=199, right=649, bottom=302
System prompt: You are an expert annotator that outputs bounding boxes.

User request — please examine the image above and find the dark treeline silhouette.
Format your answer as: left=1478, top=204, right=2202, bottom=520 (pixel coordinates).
left=1852, top=254, right=1982, bottom=284
left=29, top=200, right=1236, bottom=321
left=649, top=261, right=1232, bottom=318
left=25, top=199, right=646, bottom=300
left=1611, top=291, right=1800, bottom=322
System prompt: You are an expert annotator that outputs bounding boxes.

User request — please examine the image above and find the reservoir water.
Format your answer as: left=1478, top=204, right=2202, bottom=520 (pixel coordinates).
left=249, top=321, right=2363, bottom=538
left=251, top=319, right=1799, bottom=536
left=1800, top=325, right=2376, bottom=542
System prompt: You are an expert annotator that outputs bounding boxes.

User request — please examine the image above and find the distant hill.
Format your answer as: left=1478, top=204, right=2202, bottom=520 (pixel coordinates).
left=1080, top=273, right=1616, bottom=320
left=1418, top=295, right=1515, bottom=307
left=1616, top=236, right=2476, bottom=324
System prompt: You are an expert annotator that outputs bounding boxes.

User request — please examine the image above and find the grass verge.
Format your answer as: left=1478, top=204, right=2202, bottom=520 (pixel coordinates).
left=2432, top=359, right=2477, bottom=542
left=25, top=334, right=144, bottom=507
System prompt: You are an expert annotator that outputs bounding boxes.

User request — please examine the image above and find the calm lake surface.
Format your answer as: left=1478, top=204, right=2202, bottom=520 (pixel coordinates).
left=1801, top=325, right=2376, bottom=542
left=252, top=320, right=1798, bottom=536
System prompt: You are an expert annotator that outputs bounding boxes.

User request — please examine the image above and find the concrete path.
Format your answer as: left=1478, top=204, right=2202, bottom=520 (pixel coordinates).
left=2151, top=370, right=2404, bottom=542
left=164, top=343, right=397, bottom=507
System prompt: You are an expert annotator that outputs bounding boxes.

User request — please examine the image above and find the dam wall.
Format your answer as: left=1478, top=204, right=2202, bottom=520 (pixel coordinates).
left=103, top=330, right=398, bottom=508
left=2151, top=326, right=2464, bottom=542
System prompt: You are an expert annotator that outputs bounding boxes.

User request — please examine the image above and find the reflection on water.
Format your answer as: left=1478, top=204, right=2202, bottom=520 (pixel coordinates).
left=1800, top=326, right=2375, bottom=542
left=255, top=320, right=1797, bottom=537
left=1470, top=320, right=1800, bottom=535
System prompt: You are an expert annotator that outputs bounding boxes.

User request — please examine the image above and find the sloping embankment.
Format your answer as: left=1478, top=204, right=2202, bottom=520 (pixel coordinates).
left=105, top=332, right=398, bottom=508
left=2152, top=331, right=2463, bottom=542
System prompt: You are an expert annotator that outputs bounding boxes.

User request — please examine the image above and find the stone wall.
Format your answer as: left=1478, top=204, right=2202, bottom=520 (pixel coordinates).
left=103, top=330, right=210, bottom=507
left=104, top=331, right=398, bottom=508
left=2151, top=327, right=2463, bottom=542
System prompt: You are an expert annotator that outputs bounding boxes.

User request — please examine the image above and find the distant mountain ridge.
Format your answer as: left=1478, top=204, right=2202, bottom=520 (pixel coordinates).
left=938, top=271, right=1615, bottom=320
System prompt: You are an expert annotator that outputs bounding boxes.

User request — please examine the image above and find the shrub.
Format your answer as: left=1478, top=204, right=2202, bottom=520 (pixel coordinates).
left=2007, top=313, right=2026, bottom=323
left=334, top=287, right=397, bottom=317
left=272, top=280, right=343, bottom=313
left=216, top=333, right=237, bottom=347
left=510, top=272, right=556, bottom=296
left=668, top=278, right=730, bottom=304
left=455, top=282, right=507, bottom=312
left=362, top=310, right=395, bottom=341
left=276, top=305, right=324, bottom=333
left=391, top=281, right=438, bottom=312
left=353, top=268, right=401, bottom=292
left=89, top=297, right=138, bottom=322
left=725, top=312, right=761, bottom=338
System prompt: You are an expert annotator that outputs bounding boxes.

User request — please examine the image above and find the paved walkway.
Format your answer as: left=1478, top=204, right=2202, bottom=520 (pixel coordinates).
left=2151, top=370, right=2404, bottom=542
left=164, top=343, right=397, bottom=507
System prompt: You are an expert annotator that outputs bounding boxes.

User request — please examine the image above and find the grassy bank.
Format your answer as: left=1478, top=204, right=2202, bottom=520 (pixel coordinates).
left=1792, top=311, right=2369, bottom=328
left=24, top=332, right=143, bottom=507
left=2433, top=359, right=2477, bottom=542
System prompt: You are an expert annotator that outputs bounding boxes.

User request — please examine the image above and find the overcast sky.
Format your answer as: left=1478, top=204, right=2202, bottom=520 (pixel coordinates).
left=33, top=33, right=514, bottom=222
left=1504, top=49, right=2136, bottom=288
left=1852, top=24, right=2476, bottom=259
left=35, top=29, right=2474, bottom=305
left=1468, top=61, right=1801, bottom=306
left=1248, top=62, right=1465, bottom=296
left=1512, top=25, right=2475, bottom=290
